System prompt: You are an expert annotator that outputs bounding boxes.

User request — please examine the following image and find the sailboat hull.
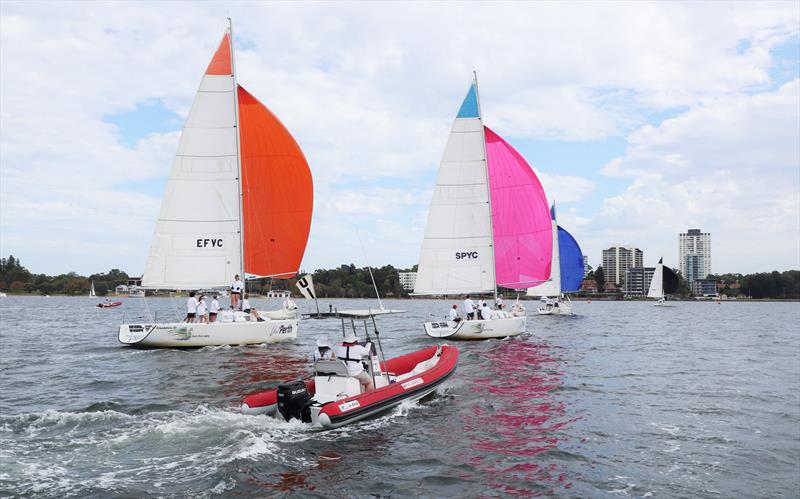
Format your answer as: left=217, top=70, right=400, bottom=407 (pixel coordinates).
left=118, top=319, right=297, bottom=347
left=537, top=302, right=573, bottom=315
left=424, top=316, right=526, bottom=340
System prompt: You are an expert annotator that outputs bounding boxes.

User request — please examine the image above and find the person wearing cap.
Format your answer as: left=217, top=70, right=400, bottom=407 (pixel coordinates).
left=313, top=337, right=336, bottom=361
left=496, top=294, right=504, bottom=310
left=448, top=304, right=461, bottom=323
left=334, top=333, right=373, bottom=391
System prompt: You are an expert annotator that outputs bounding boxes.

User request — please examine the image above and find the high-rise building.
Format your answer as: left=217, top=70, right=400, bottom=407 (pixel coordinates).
left=624, top=267, right=655, bottom=296
left=583, top=255, right=591, bottom=278
left=679, top=229, right=711, bottom=283
left=602, top=246, right=643, bottom=285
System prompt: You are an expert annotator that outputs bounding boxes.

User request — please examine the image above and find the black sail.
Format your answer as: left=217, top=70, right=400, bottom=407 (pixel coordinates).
left=663, top=266, right=679, bottom=294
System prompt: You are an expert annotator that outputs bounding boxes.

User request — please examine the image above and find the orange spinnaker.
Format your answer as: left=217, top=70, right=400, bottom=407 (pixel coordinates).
left=205, top=33, right=232, bottom=75
left=238, top=85, right=313, bottom=278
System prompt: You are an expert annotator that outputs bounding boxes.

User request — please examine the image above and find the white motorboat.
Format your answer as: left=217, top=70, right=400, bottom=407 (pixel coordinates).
left=119, top=20, right=313, bottom=348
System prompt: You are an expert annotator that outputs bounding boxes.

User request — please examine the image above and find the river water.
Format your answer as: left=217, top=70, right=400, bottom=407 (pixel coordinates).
left=0, top=296, right=798, bottom=497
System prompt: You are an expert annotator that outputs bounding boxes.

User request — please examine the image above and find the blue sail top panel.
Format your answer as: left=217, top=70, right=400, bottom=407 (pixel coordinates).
left=456, top=83, right=480, bottom=119
left=558, top=226, right=584, bottom=292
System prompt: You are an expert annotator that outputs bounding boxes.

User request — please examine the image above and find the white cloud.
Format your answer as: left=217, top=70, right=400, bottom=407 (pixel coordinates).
left=589, top=80, right=800, bottom=273
left=1, top=2, right=798, bottom=275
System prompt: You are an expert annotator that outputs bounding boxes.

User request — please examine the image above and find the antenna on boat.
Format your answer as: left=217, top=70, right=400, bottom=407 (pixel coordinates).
left=356, top=228, right=384, bottom=310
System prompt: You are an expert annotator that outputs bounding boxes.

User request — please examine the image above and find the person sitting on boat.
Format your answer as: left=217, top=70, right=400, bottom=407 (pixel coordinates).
left=196, top=295, right=208, bottom=323
left=208, top=295, right=220, bottom=323
left=480, top=301, right=492, bottom=320
left=241, top=293, right=265, bottom=322
left=448, top=304, right=461, bottom=323
left=230, top=275, right=244, bottom=310
left=185, top=291, right=198, bottom=323
left=313, top=337, right=336, bottom=361
left=496, top=294, right=504, bottom=310
left=463, top=295, right=475, bottom=320
left=335, top=333, right=373, bottom=391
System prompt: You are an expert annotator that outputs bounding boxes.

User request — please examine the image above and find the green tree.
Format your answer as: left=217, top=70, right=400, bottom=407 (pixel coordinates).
left=594, top=266, right=605, bottom=292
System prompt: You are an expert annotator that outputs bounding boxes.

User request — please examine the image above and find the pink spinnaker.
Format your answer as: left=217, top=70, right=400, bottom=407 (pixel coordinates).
left=484, top=126, right=552, bottom=288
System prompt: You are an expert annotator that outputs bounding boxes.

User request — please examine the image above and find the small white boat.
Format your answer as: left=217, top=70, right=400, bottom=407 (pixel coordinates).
left=413, top=75, right=555, bottom=340
left=118, top=20, right=312, bottom=348
left=528, top=203, right=584, bottom=316
left=649, top=258, right=679, bottom=307
left=537, top=295, right=573, bottom=315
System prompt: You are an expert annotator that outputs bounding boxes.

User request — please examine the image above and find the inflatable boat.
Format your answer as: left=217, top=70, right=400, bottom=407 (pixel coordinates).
left=97, top=301, right=123, bottom=308
left=241, top=313, right=458, bottom=429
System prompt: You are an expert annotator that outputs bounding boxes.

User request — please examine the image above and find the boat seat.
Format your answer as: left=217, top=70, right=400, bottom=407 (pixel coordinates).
left=314, top=359, right=350, bottom=377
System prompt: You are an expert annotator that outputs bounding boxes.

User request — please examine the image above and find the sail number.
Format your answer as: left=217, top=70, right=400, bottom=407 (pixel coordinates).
left=455, top=252, right=479, bottom=260
left=197, top=238, right=223, bottom=248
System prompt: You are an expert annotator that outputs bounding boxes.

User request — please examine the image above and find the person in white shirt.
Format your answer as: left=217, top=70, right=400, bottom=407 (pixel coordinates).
left=334, top=333, right=373, bottom=391
left=196, top=295, right=208, bottom=323
left=241, top=293, right=264, bottom=322
left=230, top=275, right=244, bottom=310
left=463, top=295, right=475, bottom=320
left=313, top=337, right=336, bottom=361
left=480, top=301, right=492, bottom=320
left=208, top=296, right=220, bottom=323
left=496, top=294, right=504, bottom=310
left=185, top=291, right=198, bottom=323
left=448, top=304, right=461, bottom=323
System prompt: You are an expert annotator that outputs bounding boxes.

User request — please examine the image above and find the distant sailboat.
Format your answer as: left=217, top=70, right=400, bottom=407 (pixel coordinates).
left=648, top=258, right=679, bottom=306
left=118, top=20, right=313, bottom=347
left=526, top=203, right=584, bottom=315
left=415, top=75, right=552, bottom=340
left=89, top=280, right=96, bottom=297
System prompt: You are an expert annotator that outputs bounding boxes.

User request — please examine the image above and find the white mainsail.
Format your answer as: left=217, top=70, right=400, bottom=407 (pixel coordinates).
left=647, top=260, right=664, bottom=299
left=526, top=216, right=560, bottom=297
left=142, top=37, right=242, bottom=290
left=296, top=274, right=316, bottom=300
left=414, top=84, right=495, bottom=295
left=89, top=280, right=96, bottom=297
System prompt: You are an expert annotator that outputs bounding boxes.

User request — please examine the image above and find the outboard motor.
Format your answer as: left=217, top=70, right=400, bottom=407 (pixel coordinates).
left=277, top=380, right=312, bottom=422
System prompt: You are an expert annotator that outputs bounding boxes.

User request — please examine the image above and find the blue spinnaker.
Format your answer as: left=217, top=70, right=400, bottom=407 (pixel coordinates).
left=558, top=226, right=584, bottom=292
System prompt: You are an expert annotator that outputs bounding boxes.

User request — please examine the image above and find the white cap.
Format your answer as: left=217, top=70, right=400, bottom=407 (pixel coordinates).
left=343, top=332, right=358, bottom=343
left=316, top=337, right=331, bottom=348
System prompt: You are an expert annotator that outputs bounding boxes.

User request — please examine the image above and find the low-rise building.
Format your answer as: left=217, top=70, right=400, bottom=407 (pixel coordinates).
left=692, top=279, right=718, bottom=297
left=624, top=267, right=656, bottom=296
left=581, top=279, right=597, bottom=293
left=398, top=272, right=417, bottom=291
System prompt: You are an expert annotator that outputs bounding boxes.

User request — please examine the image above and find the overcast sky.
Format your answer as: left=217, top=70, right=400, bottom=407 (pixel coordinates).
left=1, top=1, right=798, bottom=277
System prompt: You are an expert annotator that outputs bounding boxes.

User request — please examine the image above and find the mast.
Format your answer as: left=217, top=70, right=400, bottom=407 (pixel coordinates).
left=229, top=17, right=246, bottom=295
left=473, top=71, right=498, bottom=302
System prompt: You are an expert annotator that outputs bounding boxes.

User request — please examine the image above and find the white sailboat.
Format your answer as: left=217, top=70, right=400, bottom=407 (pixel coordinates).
left=89, top=280, right=96, bottom=297
left=118, top=21, right=313, bottom=347
left=648, top=257, right=679, bottom=307
left=414, top=76, right=553, bottom=340
left=527, top=203, right=584, bottom=315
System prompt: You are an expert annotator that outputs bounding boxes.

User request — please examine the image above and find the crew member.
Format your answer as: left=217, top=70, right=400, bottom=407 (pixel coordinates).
left=480, top=300, right=492, bottom=320
left=463, top=294, right=475, bottom=320
left=230, top=275, right=244, bottom=310
left=185, top=291, right=198, bottom=323
left=241, top=293, right=265, bottom=322
left=208, top=295, right=220, bottom=323
left=196, top=295, right=208, bottom=323
left=448, top=304, right=461, bottom=323
left=335, top=333, right=373, bottom=391
left=313, top=337, right=336, bottom=360
left=496, top=294, right=504, bottom=310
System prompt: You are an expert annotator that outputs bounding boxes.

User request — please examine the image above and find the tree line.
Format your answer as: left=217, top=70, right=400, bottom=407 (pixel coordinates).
left=2, top=254, right=798, bottom=299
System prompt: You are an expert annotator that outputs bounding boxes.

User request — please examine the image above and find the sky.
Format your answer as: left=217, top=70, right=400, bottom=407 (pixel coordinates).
left=1, top=1, right=799, bottom=277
